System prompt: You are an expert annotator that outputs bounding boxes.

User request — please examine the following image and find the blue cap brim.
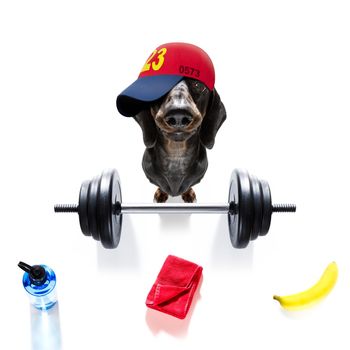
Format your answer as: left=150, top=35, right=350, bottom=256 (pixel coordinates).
left=117, top=75, right=183, bottom=117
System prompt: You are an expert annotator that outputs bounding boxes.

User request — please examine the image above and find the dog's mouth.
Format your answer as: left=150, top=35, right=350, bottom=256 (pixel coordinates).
left=163, top=130, right=194, bottom=141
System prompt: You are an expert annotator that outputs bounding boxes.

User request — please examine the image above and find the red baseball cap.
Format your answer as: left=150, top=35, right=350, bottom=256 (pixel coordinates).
left=117, top=42, right=215, bottom=117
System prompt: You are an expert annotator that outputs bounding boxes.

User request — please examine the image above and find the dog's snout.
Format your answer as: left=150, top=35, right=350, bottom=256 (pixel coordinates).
left=165, top=113, right=193, bottom=128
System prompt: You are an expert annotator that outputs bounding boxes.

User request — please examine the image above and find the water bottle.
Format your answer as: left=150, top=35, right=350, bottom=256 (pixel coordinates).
left=18, top=261, right=57, bottom=310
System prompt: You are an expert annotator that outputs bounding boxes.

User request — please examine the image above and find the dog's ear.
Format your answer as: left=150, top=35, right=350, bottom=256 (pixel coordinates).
left=134, top=110, right=157, bottom=148
left=200, top=88, right=227, bottom=149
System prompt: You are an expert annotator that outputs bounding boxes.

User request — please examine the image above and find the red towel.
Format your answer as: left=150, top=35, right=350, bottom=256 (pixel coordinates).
left=146, top=255, right=203, bottom=319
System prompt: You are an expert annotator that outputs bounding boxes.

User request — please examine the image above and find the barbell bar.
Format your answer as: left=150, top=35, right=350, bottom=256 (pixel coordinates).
left=54, top=168, right=296, bottom=249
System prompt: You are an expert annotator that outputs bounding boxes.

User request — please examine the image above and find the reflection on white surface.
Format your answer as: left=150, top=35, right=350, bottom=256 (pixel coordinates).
left=97, top=215, right=140, bottom=270
left=279, top=306, right=318, bottom=320
left=211, top=215, right=254, bottom=268
left=159, top=213, right=191, bottom=234
left=30, top=303, right=62, bottom=350
left=159, top=196, right=191, bottom=234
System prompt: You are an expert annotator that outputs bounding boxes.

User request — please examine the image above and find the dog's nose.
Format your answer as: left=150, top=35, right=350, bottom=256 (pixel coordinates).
left=165, top=113, right=193, bottom=128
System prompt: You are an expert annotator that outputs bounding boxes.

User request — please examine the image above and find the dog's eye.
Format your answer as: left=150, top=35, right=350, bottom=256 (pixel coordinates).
left=188, top=80, right=208, bottom=97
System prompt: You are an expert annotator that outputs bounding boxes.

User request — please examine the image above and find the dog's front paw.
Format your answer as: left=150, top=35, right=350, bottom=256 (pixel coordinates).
left=181, top=188, right=196, bottom=203
left=154, top=188, right=169, bottom=203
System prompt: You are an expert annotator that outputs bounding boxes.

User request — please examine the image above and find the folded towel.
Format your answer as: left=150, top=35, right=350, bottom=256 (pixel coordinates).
left=146, top=255, right=203, bottom=319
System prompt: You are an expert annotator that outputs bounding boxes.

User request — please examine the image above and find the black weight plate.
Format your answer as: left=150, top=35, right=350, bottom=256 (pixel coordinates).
left=88, top=176, right=101, bottom=241
left=260, top=179, right=272, bottom=236
left=78, top=180, right=91, bottom=236
left=249, top=174, right=263, bottom=241
left=97, top=169, right=122, bottom=249
left=228, top=169, right=254, bottom=248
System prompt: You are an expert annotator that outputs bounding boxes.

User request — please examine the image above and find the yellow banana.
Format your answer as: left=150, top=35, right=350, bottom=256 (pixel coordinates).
left=273, top=261, right=338, bottom=310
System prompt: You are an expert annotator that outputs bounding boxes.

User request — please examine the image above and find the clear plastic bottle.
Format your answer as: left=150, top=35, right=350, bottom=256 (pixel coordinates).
left=18, top=262, right=57, bottom=310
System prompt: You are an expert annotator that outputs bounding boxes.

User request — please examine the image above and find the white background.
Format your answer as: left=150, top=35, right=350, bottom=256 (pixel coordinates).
left=1, top=0, right=349, bottom=349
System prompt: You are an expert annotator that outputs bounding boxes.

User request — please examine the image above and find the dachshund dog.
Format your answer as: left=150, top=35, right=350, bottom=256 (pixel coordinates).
left=134, top=78, right=226, bottom=203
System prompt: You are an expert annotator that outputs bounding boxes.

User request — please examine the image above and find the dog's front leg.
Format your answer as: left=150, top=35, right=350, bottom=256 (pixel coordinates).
left=181, top=188, right=196, bottom=203
left=154, top=188, right=169, bottom=203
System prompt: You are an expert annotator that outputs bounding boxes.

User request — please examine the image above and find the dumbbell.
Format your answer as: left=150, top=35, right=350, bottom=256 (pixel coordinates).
left=54, top=169, right=296, bottom=249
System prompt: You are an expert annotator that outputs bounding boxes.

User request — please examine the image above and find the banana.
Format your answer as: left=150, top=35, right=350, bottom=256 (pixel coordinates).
left=273, top=261, right=338, bottom=310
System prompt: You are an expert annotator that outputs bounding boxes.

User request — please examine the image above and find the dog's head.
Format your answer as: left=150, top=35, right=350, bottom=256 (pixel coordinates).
left=134, top=78, right=226, bottom=147
left=117, top=43, right=226, bottom=148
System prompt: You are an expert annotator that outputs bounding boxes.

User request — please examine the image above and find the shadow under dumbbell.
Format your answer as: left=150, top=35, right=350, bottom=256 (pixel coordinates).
left=159, top=196, right=191, bottom=233
left=97, top=215, right=140, bottom=271
left=211, top=215, right=253, bottom=269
